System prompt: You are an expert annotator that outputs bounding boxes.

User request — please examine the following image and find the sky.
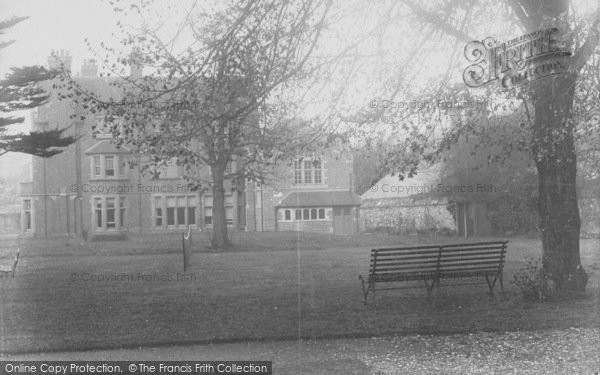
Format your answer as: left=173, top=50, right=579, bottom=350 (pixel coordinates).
left=0, top=0, right=597, bottom=180
left=0, top=0, right=128, bottom=177
left=0, top=0, right=119, bottom=77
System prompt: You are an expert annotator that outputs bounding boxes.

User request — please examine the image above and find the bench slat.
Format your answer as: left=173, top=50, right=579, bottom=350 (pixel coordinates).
left=371, top=241, right=507, bottom=252
left=372, top=263, right=501, bottom=273
left=372, top=247, right=504, bottom=257
left=372, top=252, right=504, bottom=264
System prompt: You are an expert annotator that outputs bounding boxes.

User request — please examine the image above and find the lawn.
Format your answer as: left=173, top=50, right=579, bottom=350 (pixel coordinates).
left=0, top=233, right=599, bottom=354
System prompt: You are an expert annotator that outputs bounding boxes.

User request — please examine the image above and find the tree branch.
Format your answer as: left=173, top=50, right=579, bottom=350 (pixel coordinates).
left=398, top=0, right=476, bottom=43
left=572, top=9, right=600, bottom=72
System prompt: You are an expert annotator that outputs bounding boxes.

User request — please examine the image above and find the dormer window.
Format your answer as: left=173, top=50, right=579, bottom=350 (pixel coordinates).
left=91, top=154, right=126, bottom=179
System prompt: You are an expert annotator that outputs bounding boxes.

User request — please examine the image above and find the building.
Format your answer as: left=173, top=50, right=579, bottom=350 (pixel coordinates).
left=19, top=53, right=360, bottom=238
left=359, top=164, right=493, bottom=238
left=246, top=155, right=361, bottom=235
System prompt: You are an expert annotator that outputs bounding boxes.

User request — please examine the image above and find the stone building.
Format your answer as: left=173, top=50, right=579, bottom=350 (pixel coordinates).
left=360, top=165, right=492, bottom=237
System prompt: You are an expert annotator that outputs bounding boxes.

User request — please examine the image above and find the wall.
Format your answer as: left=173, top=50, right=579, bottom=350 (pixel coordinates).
left=360, top=197, right=456, bottom=235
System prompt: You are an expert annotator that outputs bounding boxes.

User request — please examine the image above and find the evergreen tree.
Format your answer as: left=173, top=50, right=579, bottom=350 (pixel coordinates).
left=0, top=16, right=76, bottom=157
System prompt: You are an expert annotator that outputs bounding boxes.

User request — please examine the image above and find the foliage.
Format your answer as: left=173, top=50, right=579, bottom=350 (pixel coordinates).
left=487, top=196, right=538, bottom=236
left=512, top=258, right=557, bottom=302
left=0, top=17, right=76, bottom=157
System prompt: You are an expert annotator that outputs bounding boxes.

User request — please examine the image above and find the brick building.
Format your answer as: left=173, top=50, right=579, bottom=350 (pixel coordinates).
left=19, top=53, right=360, bottom=238
left=246, top=156, right=360, bottom=235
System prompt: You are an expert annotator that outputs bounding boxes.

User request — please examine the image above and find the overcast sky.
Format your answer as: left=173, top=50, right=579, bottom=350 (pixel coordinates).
left=0, top=0, right=596, bottom=176
left=0, top=0, right=119, bottom=77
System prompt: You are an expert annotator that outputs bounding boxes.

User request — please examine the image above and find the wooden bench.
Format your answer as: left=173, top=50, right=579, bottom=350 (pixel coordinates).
left=0, top=248, right=19, bottom=279
left=359, top=241, right=507, bottom=304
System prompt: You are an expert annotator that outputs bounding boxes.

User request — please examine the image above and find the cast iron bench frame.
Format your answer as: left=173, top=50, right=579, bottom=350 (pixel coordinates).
left=0, top=248, right=20, bottom=279
left=359, top=241, right=507, bottom=304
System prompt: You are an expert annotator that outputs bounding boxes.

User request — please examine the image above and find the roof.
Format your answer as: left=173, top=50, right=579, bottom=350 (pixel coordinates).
left=277, top=190, right=361, bottom=208
left=361, top=164, right=441, bottom=200
left=84, top=140, right=130, bottom=154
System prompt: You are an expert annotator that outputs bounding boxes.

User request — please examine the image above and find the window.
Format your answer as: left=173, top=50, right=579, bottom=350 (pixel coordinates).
left=188, top=196, right=197, bottom=225
left=90, top=155, right=125, bottom=179
left=104, top=156, right=115, bottom=177
left=334, top=207, right=352, bottom=216
left=106, top=197, right=116, bottom=228
left=293, top=157, right=323, bottom=185
left=285, top=207, right=328, bottom=221
left=155, top=195, right=198, bottom=228
left=304, top=161, right=312, bottom=184
left=225, top=207, right=234, bottom=225
left=166, top=197, right=176, bottom=226
left=314, top=160, right=322, bottom=184
left=94, top=198, right=102, bottom=228
left=93, top=196, right=126, bottom=230
left=225, top=194, right=234, bottom=225
left=92, top=156, right=101, bottom=178
left=294, top=160, right=302, bottom=184
left=202, top=195, right=234, bottom=226
left=177, top=196, right=186, bottom=226
left=23, top=199, right=32, bottom=231
left=204, top=195, right=213, bottom=225
left=154, top=197, right=163, bottom=227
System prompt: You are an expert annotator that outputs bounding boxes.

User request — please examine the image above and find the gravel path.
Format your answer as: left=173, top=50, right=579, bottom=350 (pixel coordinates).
left=4, top=327, right=599, bottom=374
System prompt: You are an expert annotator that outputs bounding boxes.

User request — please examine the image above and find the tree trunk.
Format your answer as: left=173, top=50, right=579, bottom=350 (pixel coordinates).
left=211, top=166, right=231, bottom=249
left=532, top=72, right=588, bottom=296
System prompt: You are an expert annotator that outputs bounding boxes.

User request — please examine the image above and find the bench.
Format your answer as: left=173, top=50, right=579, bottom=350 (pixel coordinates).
left=0, top=248, right=20, bottom=279
left=359, top=241, right=507, bottom=304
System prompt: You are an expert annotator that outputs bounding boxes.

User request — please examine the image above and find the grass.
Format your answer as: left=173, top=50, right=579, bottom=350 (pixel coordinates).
left=0, top=230, right=497, bottom=257
left=0, top=233, right=598, bottom=354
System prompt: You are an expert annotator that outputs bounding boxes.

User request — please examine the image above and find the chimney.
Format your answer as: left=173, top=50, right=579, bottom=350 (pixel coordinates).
left=129, top=49, right=143, bottom=79
left=47, top=49, right=72, bottom=72
left=81, top=59, right=98, bottom=77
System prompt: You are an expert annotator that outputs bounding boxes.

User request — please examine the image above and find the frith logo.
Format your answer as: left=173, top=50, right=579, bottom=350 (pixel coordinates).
left=463, top=28, right=571, bottom=89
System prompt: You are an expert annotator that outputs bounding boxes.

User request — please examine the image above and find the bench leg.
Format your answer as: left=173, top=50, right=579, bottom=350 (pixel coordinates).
left=498, top=274, right=506, bottom=299
left=360, top=278, right=372, bottom=305
left=485, top=275, right=498, bottom=296
left=423, top=279, right=436, bottom=297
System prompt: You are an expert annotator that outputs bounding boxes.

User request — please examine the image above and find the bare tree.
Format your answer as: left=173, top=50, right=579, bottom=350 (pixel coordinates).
left=61, top=0, right=333, bottom=248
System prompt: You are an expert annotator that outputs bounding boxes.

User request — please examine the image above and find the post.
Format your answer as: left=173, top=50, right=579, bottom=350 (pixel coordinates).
left=182, top=225, right=192, bottom=271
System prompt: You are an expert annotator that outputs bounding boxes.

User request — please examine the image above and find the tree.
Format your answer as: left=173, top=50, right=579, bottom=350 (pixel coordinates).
left=359, top=0, right=599, bottom=297
left=0, top=16, right=76, bottom=157
left=61, top=0, right=333, bottom=248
